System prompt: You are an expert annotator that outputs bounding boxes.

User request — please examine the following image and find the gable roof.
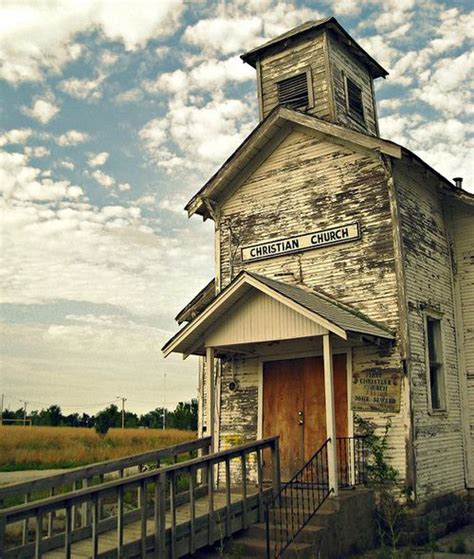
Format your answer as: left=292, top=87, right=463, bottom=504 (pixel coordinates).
left=185, top=106, right=473, bottom=220
left=162, top=271, right=393, bottom=358
left=241, top=17, right=388, bottom=79
left=185, top=106, right=402, bottom=219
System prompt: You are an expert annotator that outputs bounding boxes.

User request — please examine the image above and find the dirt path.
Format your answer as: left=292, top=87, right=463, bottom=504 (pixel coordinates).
left=0, top=469, right=69, bottom=486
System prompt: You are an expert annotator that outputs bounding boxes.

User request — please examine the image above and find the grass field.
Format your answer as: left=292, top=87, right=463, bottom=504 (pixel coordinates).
left=0, top=426, right=196, bottom=470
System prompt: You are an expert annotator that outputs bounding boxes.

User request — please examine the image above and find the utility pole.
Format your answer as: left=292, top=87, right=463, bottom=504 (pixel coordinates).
left=21, top=400, right=27, bottom=426
left=163, top=373, right=167, bottom=430
left=116, top=397, right=127, bottom=429
left=0, top=393, right=4, bottom=426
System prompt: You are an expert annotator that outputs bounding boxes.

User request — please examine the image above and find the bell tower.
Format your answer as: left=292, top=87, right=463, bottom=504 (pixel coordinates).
left=241, top=17, right=387, bottom=137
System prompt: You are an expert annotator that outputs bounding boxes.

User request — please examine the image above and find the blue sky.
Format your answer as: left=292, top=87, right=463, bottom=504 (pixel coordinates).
left=0, top=0, right=472, bottom=416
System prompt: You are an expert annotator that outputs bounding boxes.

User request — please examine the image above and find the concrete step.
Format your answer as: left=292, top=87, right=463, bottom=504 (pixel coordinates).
left=246, top=520, right=326, bottom=542
left=234, top=535, right=316, bottom=558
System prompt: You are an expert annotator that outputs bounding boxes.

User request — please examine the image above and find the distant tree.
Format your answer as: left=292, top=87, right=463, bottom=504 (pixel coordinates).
left=169, top=400, right=198, bottom=431
left=94, top=404, right=120, bottom=436
left=140, top=408, right=165, bottom=429
left=45, top=405, right=63, bottom=426
left=80, top=413, right=94, bottom=428
left=124, top=411, right=139, bottom=428
left=64, top=413, right=81, bottom=427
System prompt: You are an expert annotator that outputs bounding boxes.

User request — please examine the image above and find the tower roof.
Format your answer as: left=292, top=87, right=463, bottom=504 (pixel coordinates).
left=241, top=17, right=388, bottom=79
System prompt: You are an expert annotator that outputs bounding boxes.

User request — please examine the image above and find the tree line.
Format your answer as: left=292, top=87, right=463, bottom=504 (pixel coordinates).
left=1, top=400, right=198, bottom=431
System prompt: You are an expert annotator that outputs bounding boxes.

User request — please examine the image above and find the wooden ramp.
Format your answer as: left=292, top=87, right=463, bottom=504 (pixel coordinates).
left=0, top=437, right=280, bottom=559
left=44, top=487, right=265, bottom=559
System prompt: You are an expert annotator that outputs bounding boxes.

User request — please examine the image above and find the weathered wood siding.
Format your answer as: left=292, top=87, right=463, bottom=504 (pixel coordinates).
left=328, top=32, right=378, bottom=136
left=216, top=130, right=408, bottom=480
left=395, top=159, right=466, bottom=500
left=259, top=32, right=331, bottom=120
left=450, top=201, right=474, bottom=486
left=205, top=289, right=327, bottom=347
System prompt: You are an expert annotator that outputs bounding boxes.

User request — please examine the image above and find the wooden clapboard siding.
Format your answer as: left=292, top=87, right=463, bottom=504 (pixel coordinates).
left=259, top=32, right=331, bottom=120
left=205, top=289, right=327, bottom=347
left=394, top=158, right=466, bottom=501
left=450, top=201, right=474, bottom=486
left=219, top=130, right=399, bottom=331
left=215, top=129, right=408, bottom=483
left=328, top=32, right=378, bottom=136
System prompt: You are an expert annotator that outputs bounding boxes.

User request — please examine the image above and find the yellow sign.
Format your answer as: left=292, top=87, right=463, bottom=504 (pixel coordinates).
left=351, top=370, right=401, bottom=413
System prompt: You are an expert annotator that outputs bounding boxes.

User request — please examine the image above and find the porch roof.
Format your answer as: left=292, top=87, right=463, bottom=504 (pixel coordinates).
left=162, top=272, right=394, bottom=358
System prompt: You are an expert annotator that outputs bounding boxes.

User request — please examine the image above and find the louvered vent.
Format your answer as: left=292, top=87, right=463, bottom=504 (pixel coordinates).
left=347, top=78, right=364, bottom=121
left=277, top=73, right=309, bottom=108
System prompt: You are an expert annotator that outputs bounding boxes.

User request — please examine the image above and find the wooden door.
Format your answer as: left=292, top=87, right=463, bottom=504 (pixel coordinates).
left=263, top=354, right=348, bottom=480
left=263, top=359, right=305, bottom=480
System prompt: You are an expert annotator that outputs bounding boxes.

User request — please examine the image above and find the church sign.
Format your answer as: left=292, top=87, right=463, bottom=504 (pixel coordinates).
left=351, top=370, right=402, bottom=413
left=241, top=222, right=360, bottom=263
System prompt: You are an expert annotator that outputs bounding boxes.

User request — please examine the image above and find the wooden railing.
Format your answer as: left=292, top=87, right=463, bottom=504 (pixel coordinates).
left=0, top=436, right=211, bottom=552
left=0, top=436, right=280, bottom=558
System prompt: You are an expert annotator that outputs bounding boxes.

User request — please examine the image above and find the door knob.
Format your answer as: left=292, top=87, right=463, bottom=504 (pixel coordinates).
left=298, top=410, right=304, bottom=425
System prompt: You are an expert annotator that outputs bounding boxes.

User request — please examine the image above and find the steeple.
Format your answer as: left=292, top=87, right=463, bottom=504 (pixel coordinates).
left=241, top=17, right=387, bottom=137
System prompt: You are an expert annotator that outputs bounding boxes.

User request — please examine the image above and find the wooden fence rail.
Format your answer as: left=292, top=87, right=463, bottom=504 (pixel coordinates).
left=0, top=436, right=280, bottom=559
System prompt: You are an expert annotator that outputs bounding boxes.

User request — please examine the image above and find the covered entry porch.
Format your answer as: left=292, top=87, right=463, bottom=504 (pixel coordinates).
left=163, top=271, right=394, bottom=496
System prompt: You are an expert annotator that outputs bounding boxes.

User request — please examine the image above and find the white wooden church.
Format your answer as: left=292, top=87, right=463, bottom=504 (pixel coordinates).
left=163, top=16, right=474, bottom=515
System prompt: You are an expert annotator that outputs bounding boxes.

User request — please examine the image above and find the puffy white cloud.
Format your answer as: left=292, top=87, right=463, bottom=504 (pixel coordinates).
left=429, top=8, right=474, bottom=54
left=56, top=130, right=90, bottom=146
left=414, top=51, right=474, bottom=116
left=21, top=98, right=60, bottom=124
left=184, top=16, right=263, bottom=55
left=114, top=88, right=144, bottom=103
left=379, top=115, right=473, bottom=188
left=91, top=169, right=115, bottom=188
left=118, top=182, right=131, bottom=192
left=87, top=152, right=109, bottom=167
left=0, top=128, right=33, bottom=146
left=59, top=75, right=104, bottom=100
left=0, top=0, right=186, bottom=84
left=24, top=146, right=51, bottom=159
left=182, top=2, right=322, bottom=56
left=58, top=160, right=75, bottom=171
left=140, top=97, right=255, bottom=174
left=100, top=50, right=119, bottom=66
left=0, top=150, right=83, bottom=202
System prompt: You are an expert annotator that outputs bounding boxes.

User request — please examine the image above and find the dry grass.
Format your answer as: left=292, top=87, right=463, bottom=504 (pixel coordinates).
left=0, top=426, right=196, bottom=470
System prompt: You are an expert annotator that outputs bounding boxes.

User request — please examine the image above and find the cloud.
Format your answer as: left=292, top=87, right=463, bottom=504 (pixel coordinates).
left=56, top=130, right=90, bottom=146
left=58, top=160, right=75, bottom=171
left=139, top=97, right=255, bottom=174
left=59, top=75, right=104, bottom=100
left=414, top=51, right=474, bottom=116
left=118, top=182, right=131, bottom=192
left=379, top=114, right=473, bottom=187
left=0, top=150, right=83, bottom=202
left=114, top=89, right=144, bottom=103
left=182, top=2, right=322, bottom=56
left=0, top=128, right=33, bottom=147
left=0, top=0, right=186, bottom=84
left=91, top=169, right=115, bottom=188
left=21, top=97, right=60, bottom=124
left=87, top=152, right=109, bottom=167
left=24, top=146, right=51, bottom=159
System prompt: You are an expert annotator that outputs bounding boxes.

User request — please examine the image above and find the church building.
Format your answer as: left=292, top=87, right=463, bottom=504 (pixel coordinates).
left=163, top=17, right=474, bottom=510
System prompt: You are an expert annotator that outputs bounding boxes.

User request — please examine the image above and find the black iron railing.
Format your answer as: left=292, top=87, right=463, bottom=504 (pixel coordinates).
left=336, top=435, right=368, bottom=488
left=264, top=439, right=331, bottom=559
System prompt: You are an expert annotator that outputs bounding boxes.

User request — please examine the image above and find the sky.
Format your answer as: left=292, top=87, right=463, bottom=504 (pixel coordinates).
left=0, top=0, right=472, bottom=417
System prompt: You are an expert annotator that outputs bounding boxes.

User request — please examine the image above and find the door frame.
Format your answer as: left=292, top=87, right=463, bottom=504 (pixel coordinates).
left=257, top=348, right=353, bottom=445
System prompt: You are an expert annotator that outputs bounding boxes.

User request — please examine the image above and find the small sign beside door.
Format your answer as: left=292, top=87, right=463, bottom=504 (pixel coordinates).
left=351, top=370, right=401, bottom=413
left=241, top=222, right=360, bottom=263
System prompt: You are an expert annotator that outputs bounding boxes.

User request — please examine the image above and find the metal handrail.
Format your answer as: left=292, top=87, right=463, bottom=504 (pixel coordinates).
left=264, top=438, right=331, bottom=559
left=336, top=435, right=368, bottom=488
left=264, top=435, right=369, bottom=558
